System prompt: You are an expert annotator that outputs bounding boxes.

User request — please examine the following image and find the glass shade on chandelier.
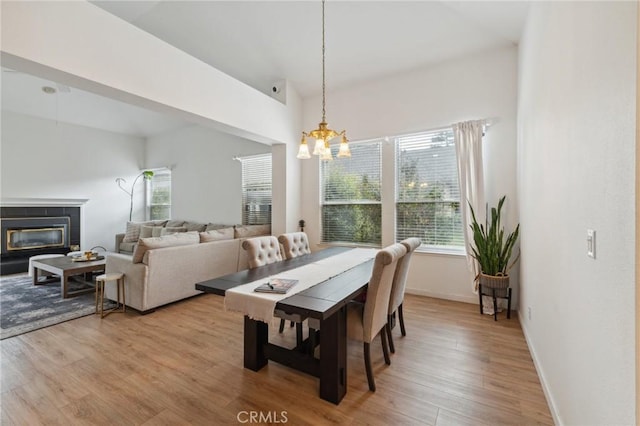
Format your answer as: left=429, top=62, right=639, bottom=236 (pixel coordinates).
left=297, top=0, right=351, bottom=161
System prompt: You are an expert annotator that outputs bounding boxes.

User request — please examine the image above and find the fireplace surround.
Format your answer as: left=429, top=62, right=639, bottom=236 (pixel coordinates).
left=0, top=206, right=80, bottom=275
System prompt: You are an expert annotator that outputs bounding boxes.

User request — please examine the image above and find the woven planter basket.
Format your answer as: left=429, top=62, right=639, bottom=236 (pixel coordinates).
left=479, top=273, right=510, bottom=297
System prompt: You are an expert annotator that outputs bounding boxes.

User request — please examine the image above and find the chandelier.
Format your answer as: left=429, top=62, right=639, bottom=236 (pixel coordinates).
left=297, top=0, right=350, bottom=161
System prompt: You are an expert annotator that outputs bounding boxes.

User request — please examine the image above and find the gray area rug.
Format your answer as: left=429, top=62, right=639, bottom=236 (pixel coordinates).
left=0, top=274, right=109, bottom=340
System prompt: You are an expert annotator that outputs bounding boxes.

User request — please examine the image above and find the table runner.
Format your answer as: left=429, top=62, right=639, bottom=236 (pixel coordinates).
left=224, top=248, right=377, bottom=322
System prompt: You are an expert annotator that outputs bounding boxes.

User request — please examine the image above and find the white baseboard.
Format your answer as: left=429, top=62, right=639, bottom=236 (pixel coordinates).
left=405, top=287, right=478, bottom=305
left=518, top=310, right=562, bottom=426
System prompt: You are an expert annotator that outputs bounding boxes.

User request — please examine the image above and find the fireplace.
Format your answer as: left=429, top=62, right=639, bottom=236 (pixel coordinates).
left=3, top=217, right=71, bottom=253
left=0, top=206, right=80, bottom=275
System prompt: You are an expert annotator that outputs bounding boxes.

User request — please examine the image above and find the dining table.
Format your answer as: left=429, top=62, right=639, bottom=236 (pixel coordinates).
left=195, top=246, right=377, bottom=404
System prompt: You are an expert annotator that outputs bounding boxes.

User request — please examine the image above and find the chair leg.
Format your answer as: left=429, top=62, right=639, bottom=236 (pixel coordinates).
left=507, top=288, right=512, bottom=319
left=398, top=303, right=407, bottom=337
left=478, top=284, right=484, bottom=314
left=364, top=342, right=376, bottom=392
left=278, top=318, right=285, bottom=333
left=386, top=315, right=395, bottom=354
left=492, top=289, right=498, bottom=321
left=380, top=329, right=391, bottom=365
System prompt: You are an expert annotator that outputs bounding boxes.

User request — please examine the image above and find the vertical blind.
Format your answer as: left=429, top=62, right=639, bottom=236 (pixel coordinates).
left=149, top=169, right=171, bottom=220
left=321, top=141, right=382, bottom=245
left=396, top=129, right=464, bottom=249
left=242, top=154, right=272, bottom=225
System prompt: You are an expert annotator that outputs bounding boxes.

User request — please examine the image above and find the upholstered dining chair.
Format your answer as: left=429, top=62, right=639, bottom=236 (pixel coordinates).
left=241, top=236, right=283, bottom=268
left=347, top=243, right=407, bottom=392
left=278, top=232, right=311, bottom=260
left=241, top=236, right=303, bottom=347
left=386, top=237, right=421, bottom=354
left=276, top=232, right=311, bottom=333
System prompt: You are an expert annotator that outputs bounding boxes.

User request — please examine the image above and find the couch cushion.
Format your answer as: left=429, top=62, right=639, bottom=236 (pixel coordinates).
left=199, top=227, right=234, bottom=242
left=234, top=224, right=271, bottom=239
left=183, top=221, right=207, bottom=232
left=132, top=231, right=200, bottom=263
left=161, top=226, right=187, bottom=236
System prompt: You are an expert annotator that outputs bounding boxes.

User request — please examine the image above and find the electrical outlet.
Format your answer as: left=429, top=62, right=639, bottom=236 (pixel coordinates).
left=587, top=229, right=596, bottom=259
left=527, top=307, right=532, bottom=321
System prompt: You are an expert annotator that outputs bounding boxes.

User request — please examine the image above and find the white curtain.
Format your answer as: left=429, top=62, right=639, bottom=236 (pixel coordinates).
left=453, top=120, right=486, bottom=292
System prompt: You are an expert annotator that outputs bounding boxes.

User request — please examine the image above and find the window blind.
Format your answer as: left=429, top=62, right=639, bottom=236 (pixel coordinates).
left=149, top=169, right=171, bottom=220
left=242, top=154, right=272, bottom=225
left=396, top=129, right=464, bottom=250
left=321, top=141, right=382, bottom=245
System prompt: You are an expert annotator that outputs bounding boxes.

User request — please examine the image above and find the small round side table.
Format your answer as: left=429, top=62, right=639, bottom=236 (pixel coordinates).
left=95, top=272, right=126, bottom=318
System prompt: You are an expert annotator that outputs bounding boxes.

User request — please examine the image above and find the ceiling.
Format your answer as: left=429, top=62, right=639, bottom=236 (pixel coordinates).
left=1, top=1, right=530, bottom=138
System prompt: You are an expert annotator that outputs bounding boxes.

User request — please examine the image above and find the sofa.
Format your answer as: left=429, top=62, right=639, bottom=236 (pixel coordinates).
left=107, top=222, right=270, bottom=313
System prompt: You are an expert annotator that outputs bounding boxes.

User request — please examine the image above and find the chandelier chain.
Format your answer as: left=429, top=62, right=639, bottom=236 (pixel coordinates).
left=321, top=0, right=326, bottom=122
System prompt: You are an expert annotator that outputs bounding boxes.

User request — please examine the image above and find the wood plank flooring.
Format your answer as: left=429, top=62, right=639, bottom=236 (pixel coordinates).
left=1, top=293, right=553, bottom=425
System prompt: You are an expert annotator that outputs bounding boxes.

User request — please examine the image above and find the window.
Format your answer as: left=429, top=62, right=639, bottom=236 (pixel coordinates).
left=321, top=141, right=382, bottom=245
left=241, top=154, right=272, bottom=225
left=396, top=129, right=464, bottom=251
left=148, top=169, right=171, bottom=220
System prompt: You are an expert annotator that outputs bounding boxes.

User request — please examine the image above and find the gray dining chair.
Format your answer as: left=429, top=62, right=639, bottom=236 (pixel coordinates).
left=386, top=237, right=421, bottom=354
left=347, top=242, right=407, bottom=392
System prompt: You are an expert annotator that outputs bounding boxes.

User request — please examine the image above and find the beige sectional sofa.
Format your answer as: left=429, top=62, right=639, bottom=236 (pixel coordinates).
left=107, top=221, right=270, bottom=313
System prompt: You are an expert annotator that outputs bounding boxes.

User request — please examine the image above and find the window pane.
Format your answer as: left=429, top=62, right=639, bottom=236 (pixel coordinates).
left=321, top=142, right=382, bottom=245
left=396, top=129, right=464, bottom=250
left=242, top=154, right=272, bottom=225
left=149, top=170, right=171, bottom=220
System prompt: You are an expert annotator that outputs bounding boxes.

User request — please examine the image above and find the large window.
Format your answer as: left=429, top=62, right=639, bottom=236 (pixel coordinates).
left=396, top=129, right=464, bottom=251
left=321, top=141, right=382, bottom=245
left=241, top=154, right=272, bottom=225
left=148, top=169, right=171, bottom=220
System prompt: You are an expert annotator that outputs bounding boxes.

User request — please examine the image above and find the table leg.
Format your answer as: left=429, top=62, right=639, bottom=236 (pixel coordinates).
left=33, top=268, right=40, bottom=286
left=319, top=305, right=347, bottom=404
left=244, top=316, right=268, bottom=371
left=62, top=273, right=70, bottom=299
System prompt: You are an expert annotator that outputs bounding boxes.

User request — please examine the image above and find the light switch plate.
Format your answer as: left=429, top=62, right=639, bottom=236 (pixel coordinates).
left=587, top=229, right=596, bottom=259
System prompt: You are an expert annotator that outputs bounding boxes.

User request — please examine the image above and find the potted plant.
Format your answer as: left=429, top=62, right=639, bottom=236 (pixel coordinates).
left=468, top=195, right=520, bottom=296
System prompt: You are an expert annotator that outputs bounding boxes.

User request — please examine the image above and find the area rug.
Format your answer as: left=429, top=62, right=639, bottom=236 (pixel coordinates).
left=0, top=274, right=106, bottom=340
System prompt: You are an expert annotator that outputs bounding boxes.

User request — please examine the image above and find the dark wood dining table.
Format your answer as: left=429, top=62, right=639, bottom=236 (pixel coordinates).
left=195, top=246, right=374, bottom=404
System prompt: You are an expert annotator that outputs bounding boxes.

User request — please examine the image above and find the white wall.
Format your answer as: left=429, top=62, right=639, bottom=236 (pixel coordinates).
left=301, top=46, right=519, bottom=303
left=518, top=2, right=636, bottom=424
left=145, top=125, right=271, bottom=224
left=1, top=111, right=145, bottom=251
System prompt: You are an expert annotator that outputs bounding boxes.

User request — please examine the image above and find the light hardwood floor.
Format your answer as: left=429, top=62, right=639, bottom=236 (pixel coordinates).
left=1, top=293, right=553, bottom=425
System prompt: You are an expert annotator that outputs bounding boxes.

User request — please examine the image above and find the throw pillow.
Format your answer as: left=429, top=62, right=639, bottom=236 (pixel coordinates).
left=182, top=221, right=207, bottom=232
left=199, top=227, right=234, bottom=242
left=205, top=223, right=233, bottom=231
left=122, top=221, right=151, bottom=243
left=140, top=225, right=165, bottom=238
left=234, top=224, right=271, bottom=239
left=160, top=226, right=187, bottom=236
left=132, top=231, right=200, bottom=263
left=165, top=220, right=185, bottom=227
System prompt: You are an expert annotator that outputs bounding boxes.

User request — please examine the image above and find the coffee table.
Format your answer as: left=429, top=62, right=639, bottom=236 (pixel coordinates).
left=31, top=256, right=106, bottom=299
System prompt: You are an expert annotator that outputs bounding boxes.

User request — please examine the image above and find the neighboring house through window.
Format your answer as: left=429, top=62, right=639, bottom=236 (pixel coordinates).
left=241, top=154, right=272, bottom=225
